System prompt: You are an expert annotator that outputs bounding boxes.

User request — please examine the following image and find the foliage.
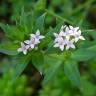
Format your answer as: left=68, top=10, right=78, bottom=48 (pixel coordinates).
left=39, top=67, right=96, bottom=96
left=0, top=69, right=32, bottom=96
left=0, top=0, right=96, bottom=96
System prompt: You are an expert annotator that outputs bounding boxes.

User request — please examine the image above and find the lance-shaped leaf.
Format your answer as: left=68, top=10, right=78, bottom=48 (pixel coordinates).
left=35, top=13, right=46, bottom=32
left=64, top=60, right=81, bottom=89
left=0, top=48, right=18, bottom=56
left=12, top=54, right=31, bottom=81
left=42, top=55, right=62, bottom=85
left=71, top=49, right=96, bottom=61
left=0, top=44, right=18, bottom=56
left=31, top=51, right=44, bottom=73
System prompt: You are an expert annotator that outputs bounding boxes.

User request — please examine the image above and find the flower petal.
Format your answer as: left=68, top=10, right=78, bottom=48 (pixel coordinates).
left=53, top=33, right=59, bottom=37
left=39, top=35, right=45, bottom=39
left=35, top=39, right=40, bottom=44
left=36, top=30, right=40, bottom=36
left=61, top=25, right=64, bottom=30
left=65, top=26, right=69, bottom=32
left=26, top=45, right=30, bottom=49
left=69, top=25, right=73, bottom=30
left=54, top=43, right=59, bottom=47
left=21, top=42, right=25, bottom=47
left=79, top=36, right=85, bottom=40
left=17, top=48, right=22, bottom=52
left=59, top=30, right=65, bottom=36
left=74, top=27, right=79, bottom=31
left=24, top=40, right=30, bottom=44
left=74, top=38, right=79, bottom=42
left=78, top=30, right=81, bottom=35
left=71, top=44, right=75, bottom=49
left=30, top=34, right=36, bottom=38
left=30, top=44, right=35, bottom=49
left=60, top=45, right=64, bottom=51
left=23, top=50, right=27, bottom=55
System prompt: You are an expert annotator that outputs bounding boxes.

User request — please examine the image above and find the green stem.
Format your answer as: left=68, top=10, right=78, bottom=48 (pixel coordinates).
left=45, top=9, right=73, bottom=25
left=71, top=0, right=95, bottom=15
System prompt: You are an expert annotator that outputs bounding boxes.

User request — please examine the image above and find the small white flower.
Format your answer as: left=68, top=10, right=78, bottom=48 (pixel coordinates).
left=73, top=30, right=85, bottom=42
left=53, top=25, right=85, bottom=51
left=24, top=37, right=40, bottom=49
left=17, top=42, right=29, bottom=55
left=53, top=33, right=63, bottom=42
left=30, top=30, right=45, bottom=41
left=69, top=26, right=80, bottom=36
left=69, top=25, right=79, bottom=32
left=54, top=38, right=67, bottom=51
left=61, top=26, right=71, bottom=40
left=66, top=39, right=75, bottom=50
left=17, top=30, right=45, bottom=55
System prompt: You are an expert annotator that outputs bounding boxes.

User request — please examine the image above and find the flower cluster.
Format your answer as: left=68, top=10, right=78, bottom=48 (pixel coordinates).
left=17, top=30, right=45, bottom=55
left=54, top=25, right=85, bottom=51
left=17, top=25, right=85, bottom=54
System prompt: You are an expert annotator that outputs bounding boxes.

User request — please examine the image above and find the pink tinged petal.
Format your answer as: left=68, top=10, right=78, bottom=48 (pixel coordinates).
left=59, top=45, right=64, bottom=51
left=60, top=31, right=66, bottom=36
left=17, top=48, right=22, bottom=52
left=23, top=50, right=27, bottom=55
left=54, top=36, right=63, bottom=43
left=54, top=43, right=59, bottom=47
left=58, top=37, right=64, bottom=42
left=35, top=39, right=40, bottom=44
left=59, top=31, right=65, bottom=36
left=26, top=45, right=30, bottom=49
left=68, top=30, right=74, bottom=35
left=24, top=40, right=30, bottom=44
left=63, top=40, right=67, bottom=45
left=36, top=30, right=40, bottom=36
left=68, top=30, right=72, bottom=33
left=79, top=36, right=85, bottom=40
left=77, top=30, right=81, bottom=35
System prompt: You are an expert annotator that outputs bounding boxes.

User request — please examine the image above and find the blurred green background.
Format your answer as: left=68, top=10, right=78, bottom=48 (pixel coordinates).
left=0, top=0, right=96, bottom=96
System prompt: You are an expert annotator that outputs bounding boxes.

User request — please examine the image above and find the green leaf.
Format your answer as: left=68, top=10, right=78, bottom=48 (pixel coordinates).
left=82, top=79, right=96, bottom=96
left=87, top=45, right=96, bottom=51
left=0, top=23, right=8, bottom=33
left=0, top=23, right=24, bottom=40
left=35, top=13, right=46, bottom=32
left=34, top=0, right=46, bottom=11
left=45, top=22, right=63, bottom=54
left=12, top=54, right=30, bottom=81
left=0, top=42, right=18, bottom=55
left=42, top=55, right=62, bottom=85
left=71, top=49, right=96, bottom=61
left=32, top=51, right=44, bottom=73
left=0, top=48, right=18, bottom=55
left=64, top=60, right=81, bottom=89
left=18, top=8, right=32, bottom=33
